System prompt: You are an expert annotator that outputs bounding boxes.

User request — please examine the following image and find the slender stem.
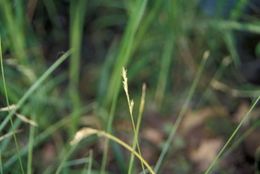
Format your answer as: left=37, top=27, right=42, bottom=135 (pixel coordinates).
left=87, top=150, right=93, bottom=174
left=154, top=51, right=209, bottom=172
left=0, top=150, right=3, bottom=174
left=27, top=114, right=35, bottom=174
left=100, top=83, right=119, bottom=173
left=55, top=144, right=78, bottom=174
left=204, top=96, right=260, bottom=174
left=100, top=131, right=155, bottom=174
left=0, top=38, right=25, bottom=174
left=71, top=128, right=155, bottom=174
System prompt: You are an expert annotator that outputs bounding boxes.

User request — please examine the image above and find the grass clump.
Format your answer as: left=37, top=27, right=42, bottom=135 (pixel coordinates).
left=1, top=1, right=260, bottom=173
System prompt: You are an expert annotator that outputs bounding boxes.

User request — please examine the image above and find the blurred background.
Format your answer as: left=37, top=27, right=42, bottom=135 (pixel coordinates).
left=0, top=0, right=260, bottom=173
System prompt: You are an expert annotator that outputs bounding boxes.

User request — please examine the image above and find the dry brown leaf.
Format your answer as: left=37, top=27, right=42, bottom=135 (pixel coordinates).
left=233, top=102, right=249, bottom=123
left=115, top=119, right=132, bottom=132
left=142, top=127, right=164, bottom=145
left=181, top=106, right=227, bottom=134
left=190, top=138, right=223, bottom=171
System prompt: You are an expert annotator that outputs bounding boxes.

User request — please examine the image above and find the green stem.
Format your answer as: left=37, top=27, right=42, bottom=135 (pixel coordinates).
left=204, top=96, right=260, bottom=174
left=154, top=51, right=209, bottom=173
left=0, top=38, right=25, bottom=174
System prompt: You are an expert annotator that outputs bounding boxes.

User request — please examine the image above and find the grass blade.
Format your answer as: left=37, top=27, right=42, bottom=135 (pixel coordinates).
left=87, top=151, right=93, bottom=174
left=0, top=150, right=2, bottom=174
left=71, top=128, right=155, bottom=174
left=0, top=50, right=71, bottom=132
left=101, top=1, right=147, bottom=172
left=69, top=0, right=88, bottom=134
left=55, top=144, right=78, bottom=174
left=0, top=38, right=25, bottom=174
left=27, top=113, right=36, bottom=174
left=155, top=33, right=174, bottom=108
left=204, top=96, right=260, bottom=174
left=213, top=20, right=260, bottom=34
left=154, top=51, right=210, bottom=172
left=0, top=0, right=27, bottom=63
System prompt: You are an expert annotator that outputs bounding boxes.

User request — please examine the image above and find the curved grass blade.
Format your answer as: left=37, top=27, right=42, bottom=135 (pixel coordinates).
left=0, top=50, right=71, bottom=132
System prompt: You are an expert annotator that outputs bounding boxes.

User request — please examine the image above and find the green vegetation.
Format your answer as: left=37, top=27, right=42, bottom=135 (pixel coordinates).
left=0, top=0, right=259, bottom=174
